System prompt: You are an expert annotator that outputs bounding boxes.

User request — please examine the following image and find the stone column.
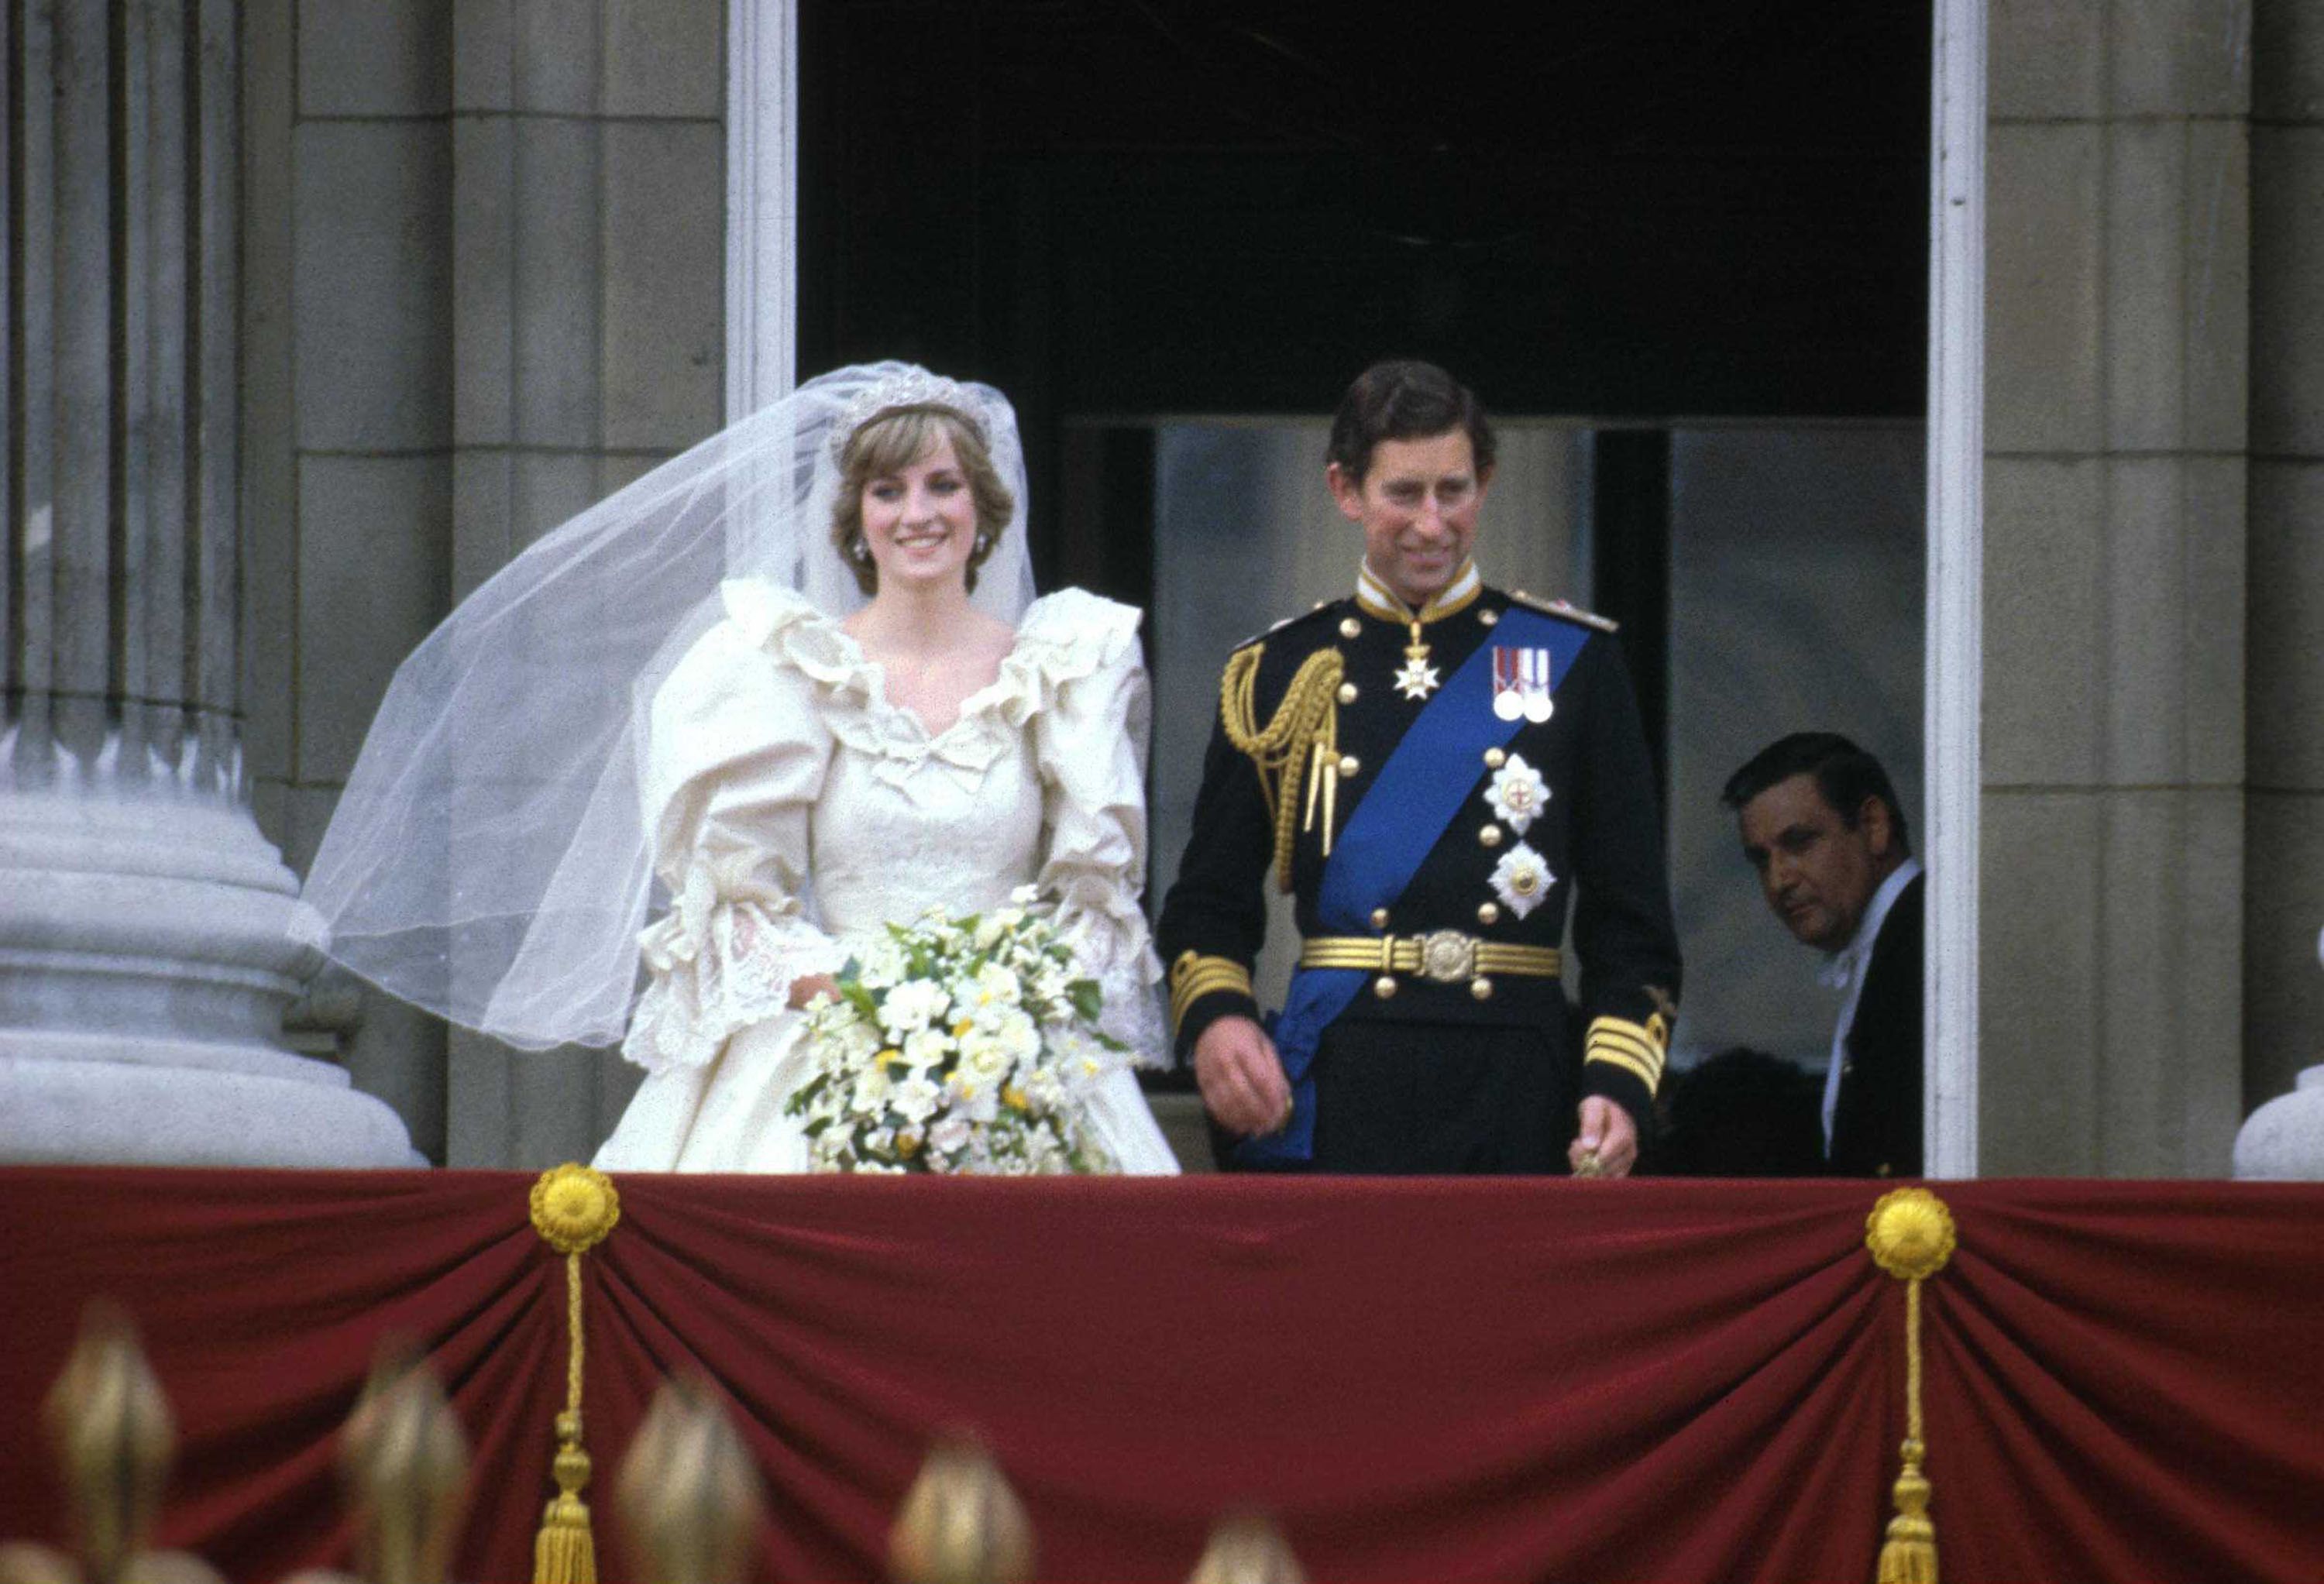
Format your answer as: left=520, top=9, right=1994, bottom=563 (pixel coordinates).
left=0, top=0, right=415, bottom=1164
left=2244, top=0, right=2324, bottom=1126
left=1981, top=0, right=2250, bottom=1175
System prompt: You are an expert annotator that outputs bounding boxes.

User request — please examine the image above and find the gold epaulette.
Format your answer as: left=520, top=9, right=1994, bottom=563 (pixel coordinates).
left=1508, top=589, right=1619, bottom=632
left=1583, top=1012, right=1669, bottom=1095
left=1170, top=951, right=1255, bottom=1034
left=1219, top=642, right=1345, bottom=892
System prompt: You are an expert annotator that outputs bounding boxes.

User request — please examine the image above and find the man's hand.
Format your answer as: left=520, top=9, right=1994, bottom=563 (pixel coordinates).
left=1193, top=1015, right=1293, bottom=1137
left=1569, top=1096, right=1639, bottom=1178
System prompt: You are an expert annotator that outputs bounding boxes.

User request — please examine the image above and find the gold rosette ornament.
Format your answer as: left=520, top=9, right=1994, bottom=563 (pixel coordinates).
left=528, top=1165, right=621, bottom=1584
left=1865, top=1187, right=1957, bottom=1584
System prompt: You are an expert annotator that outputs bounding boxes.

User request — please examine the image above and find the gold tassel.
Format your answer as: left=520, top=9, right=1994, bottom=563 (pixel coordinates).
left=1219, top=645, right=1344, bottom=892
left=1865, top=1189, right=1956, bottom=1584
left=529, top=1166, right=623, bottom=1584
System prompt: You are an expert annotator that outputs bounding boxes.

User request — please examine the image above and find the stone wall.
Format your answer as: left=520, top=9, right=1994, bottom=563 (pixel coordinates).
left=241, top=0, right=726, bottom=1164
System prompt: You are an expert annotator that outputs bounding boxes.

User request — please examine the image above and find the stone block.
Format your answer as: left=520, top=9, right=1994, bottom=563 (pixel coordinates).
left=447, top=1027, right=609, bottom=1167
left=2101, top=458, right=2189, bottom=785
left=511, top=119, right=603, bottom=448
left=297, top=0, right=452, bottom=117
left=452, top=449, right=515, bottom=600
left=1989, top=0, right=2106, bottom=121
left=452, top=116, right=514, bottom=447
left=295, top=455, right=454, bottom=783
left=1984, top=457, right=2103, bottom=786
left=2097, top=790, right=2243, bottom=1176
left=2181, top=457, right=2247, bottom=784
left=453, top=0, right=514, bottom=112
left=2244, top=789, right=2324, bottom=1108
left=513, top=0, right=602, bottom=115
left=2103, top=122, right=2187, bottom=452
left=1979, top=790, right=2102, bottom=1175
left=2183, top=119, right=2250, bottom=452
left=292, top=122, right=454, bottom=452
left=345, top=993, right=449, bottom=1164
left=511, top=451, right=603, bottom=548
left=2248, top=460, right=2324, bottom=789
left=2250, top=125, right=2324, bottom=456
left=604, top=0, right=723, bottom=118
left=2111, top=0, right=2253, bottom=117
left=599, top=451, right=674, bottom=497
left=1987, top=124, right=2105, bottom=455
left=2255, top=0, right=2324, bottom=121
left=602, top=122, right=724, bottom=452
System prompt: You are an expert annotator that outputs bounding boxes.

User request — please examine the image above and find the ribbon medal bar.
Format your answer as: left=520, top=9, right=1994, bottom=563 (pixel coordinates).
left=1491, top=646, right=1556, bottom=723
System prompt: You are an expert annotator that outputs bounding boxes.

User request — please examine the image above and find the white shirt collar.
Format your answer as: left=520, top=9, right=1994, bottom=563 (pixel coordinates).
left=1820, top=857, right=1922, bottom=990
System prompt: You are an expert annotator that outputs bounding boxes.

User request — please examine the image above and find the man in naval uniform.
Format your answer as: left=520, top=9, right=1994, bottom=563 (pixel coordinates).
left=1155, top=360, right=1682, bottom=1174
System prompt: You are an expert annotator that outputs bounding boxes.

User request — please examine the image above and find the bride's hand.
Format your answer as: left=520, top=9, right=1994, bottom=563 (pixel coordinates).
left=787, top=973, right=841, bottom=1011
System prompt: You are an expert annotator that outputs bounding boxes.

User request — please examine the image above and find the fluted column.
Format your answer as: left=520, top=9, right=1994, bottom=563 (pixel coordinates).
left=0, top=0, right=415, bottom=1164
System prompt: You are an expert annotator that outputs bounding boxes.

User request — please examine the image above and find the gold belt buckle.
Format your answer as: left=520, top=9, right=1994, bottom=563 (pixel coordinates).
left=1415, top=929, right=1478, bottom=984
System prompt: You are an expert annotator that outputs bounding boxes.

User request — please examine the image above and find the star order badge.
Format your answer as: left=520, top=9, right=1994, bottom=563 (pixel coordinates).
left=1393, top=650, right=1442, bottom=700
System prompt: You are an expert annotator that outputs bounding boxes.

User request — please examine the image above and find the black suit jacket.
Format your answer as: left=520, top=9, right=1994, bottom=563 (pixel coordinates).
left=1827, top=870, right=1923, bottom=1177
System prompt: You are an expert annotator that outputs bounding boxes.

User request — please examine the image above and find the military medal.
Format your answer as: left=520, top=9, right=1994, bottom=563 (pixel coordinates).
left=1492, top=646, right=1554, bottom=723
left=1394, top=622, right=1442, bottom=701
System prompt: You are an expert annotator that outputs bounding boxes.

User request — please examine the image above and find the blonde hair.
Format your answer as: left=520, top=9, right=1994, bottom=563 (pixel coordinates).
left=831, top=406, right=1015, bottom=596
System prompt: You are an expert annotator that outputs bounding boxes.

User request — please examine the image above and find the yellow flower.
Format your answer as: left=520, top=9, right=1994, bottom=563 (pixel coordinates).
left=1002, top=1084, right=1030, bottom=1112
left=953, top=1019, right=975, bottom=1039
left=897, top=1132, right=921, bottom=1157
left=877, top=1047, right=902, bottom=1068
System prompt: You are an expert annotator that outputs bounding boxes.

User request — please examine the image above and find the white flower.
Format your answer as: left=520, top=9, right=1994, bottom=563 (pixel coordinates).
left=1009, top=884, right=1043, bottom=907
left=957, top=1032, right=1012, bottom=1086
left=992, top=1008, right=1040, bottom=1063
left=930, top=1115, right=973, bottom=1156
left=858, top=938, right=909, bottom=987
left=880, top=979, right=951, bottom=1037
left=851, top=1067, right=895, bottom=1113
left=1488, top=841, right=1556, bottom=920
left=891, top=1074, right=942, bottom=1124
left=902, top=1027, right=953, bottom=1069
left=1484, top=754, right=1551, bottom=835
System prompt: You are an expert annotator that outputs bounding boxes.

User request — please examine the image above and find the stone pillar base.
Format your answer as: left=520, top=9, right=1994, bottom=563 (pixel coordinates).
left=0, top=785, right=421, bottom=1168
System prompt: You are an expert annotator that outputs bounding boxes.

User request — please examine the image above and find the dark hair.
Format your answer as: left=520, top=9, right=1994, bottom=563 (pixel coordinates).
left=1325, top=359, right=1497, bottom=485
left=830, top=405, right=1014, bottom=596
left=1654, top=1048, right=1827, bottom=1177
left=1720, top=732, right=1911, bottom=855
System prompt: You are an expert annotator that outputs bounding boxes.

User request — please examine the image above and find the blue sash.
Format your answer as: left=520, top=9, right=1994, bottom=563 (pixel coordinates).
left=1239, top=607, right=1590, bottom=1164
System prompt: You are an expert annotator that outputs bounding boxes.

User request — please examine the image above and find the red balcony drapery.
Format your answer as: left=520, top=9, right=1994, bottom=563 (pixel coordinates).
left=2, top=1170, right=2319, bottom=1583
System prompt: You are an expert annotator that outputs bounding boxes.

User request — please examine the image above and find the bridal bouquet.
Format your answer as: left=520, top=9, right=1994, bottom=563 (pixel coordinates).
left=786, top=887, right=1126, bottom=1174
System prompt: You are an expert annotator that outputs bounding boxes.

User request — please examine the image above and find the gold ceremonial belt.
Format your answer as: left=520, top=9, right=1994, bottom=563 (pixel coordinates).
left=1300, top=932, right=1561, bottom=985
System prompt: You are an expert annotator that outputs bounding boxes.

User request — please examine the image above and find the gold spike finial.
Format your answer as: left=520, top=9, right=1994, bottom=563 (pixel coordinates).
left=1187, top=1513, right=1306, bottom=1584
left=340, top=1349, right=472, bottom=1584
left=613, top=1376, right=763, bottom=1584
left=889, top=1435, right=1033, bottom=1584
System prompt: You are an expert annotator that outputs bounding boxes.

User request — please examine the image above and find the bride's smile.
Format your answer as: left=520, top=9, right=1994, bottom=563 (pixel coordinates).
left=861, top=433, right=978, bottom=588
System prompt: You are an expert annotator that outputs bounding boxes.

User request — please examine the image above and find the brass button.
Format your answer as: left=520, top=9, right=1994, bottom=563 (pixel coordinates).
left=1470, top=976, right=1494, bottom=1002
left=1339, top=617, right=1362, bottom=639
left=1373, top=974, right=1398, bottom=999
left=1479, top=824, right=1503, bottom=849
left=1337, top=682, right=1359, bottom=705
left=1370, top=907, right=1390, bottom=929
left=1337, top=754, right=1360, bottom=778
left=1479, top=608, right=1499, bottom=627
left=1477, top=902, right=1500, bottom=926
left=1483, top=747, right=1506, bottom=768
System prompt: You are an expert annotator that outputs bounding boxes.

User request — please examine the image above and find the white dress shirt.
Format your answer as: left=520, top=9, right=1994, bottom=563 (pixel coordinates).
left=1820, top=857, right=1923, bottom=1153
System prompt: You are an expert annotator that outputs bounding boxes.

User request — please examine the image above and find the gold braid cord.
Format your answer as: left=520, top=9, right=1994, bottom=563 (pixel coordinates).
left=1865, top=1187, right=1957, bottom=1584
left=528, top=1165, right=622, bottom=1584
left=1220, top=644, right=1345, bottom=892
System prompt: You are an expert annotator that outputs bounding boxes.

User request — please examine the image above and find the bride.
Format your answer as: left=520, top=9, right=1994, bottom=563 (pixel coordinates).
left=300, top=364, right=1179, bottom=1173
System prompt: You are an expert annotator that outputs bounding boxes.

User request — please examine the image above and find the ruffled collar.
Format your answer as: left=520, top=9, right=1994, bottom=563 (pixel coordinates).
left=716, top=579, right=1138, bottom=782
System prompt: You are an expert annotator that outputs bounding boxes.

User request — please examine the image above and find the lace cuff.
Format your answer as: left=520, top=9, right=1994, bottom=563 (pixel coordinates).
left=621, top=852, right=844, bottom=1075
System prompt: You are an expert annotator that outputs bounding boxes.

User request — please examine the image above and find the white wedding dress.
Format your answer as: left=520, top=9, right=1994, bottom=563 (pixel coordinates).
left=593, top=577, right=1180, bottom=1173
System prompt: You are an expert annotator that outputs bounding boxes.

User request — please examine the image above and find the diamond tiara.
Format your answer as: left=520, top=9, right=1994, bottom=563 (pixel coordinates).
left=828, top=367, right=988, bottom=462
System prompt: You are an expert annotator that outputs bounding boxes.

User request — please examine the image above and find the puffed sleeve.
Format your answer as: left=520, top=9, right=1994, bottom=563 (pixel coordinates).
left=620, top=579, right=847, bottom=1075
left=1023, top=589, right=1171, bottom=1067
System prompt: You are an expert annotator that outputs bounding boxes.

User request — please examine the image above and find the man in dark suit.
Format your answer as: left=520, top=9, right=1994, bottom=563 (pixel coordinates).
left=1723, top=734, right=1923, bottom=1177
left=1156, top=360, right=1681, bottom=1176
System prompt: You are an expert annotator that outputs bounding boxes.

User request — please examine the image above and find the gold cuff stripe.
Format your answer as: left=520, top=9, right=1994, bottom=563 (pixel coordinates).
left=1586, top=1045, right=1661, bottom=1094
left=1169, top=953, right=1254, bottom=1033
left=1590, top=1033, right=1664, bottom=1087
left=1298, top=936, right=1561, bottom=979
left=1587, top=1024, right=1665, bottom=1075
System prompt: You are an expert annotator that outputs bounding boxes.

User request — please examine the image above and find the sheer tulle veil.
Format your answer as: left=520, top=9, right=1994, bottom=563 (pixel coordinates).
left=297, top=363, right=1036, bottom=1050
